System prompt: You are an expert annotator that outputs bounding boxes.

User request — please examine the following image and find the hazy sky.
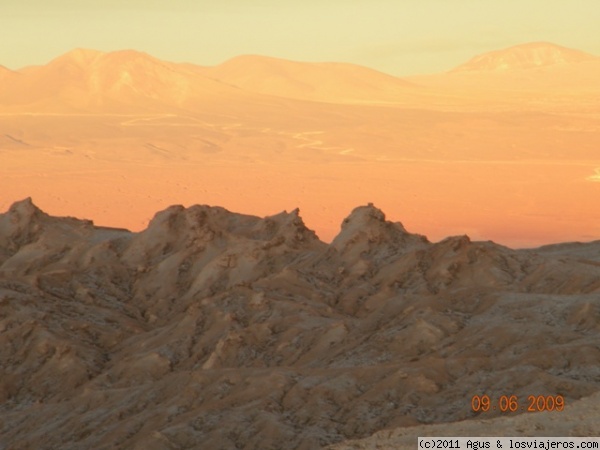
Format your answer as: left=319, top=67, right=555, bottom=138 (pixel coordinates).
left=2, top=0, right=599, bottom=75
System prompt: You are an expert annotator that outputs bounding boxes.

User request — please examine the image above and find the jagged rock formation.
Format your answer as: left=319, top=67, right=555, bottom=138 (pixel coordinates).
left=1, top=199, right=599, bottom=449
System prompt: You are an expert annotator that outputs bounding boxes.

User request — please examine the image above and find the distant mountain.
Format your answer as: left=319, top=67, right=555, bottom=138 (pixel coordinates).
left=451, top=42, right=599, bottom=72
left=0, top=49, right=419, bottom=112
left=1, top=44, right=598, bottom=112
left=0, top=64, right=17, bottom=81
left=0, top=49, right=249, bottom=113
left=199, top=54, right=416, bottom=103
left=406, top=42, right=600, bottom=102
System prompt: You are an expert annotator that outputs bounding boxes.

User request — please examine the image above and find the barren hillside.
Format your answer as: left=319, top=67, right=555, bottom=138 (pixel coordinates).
left=1, top=199, right=599, bottom=449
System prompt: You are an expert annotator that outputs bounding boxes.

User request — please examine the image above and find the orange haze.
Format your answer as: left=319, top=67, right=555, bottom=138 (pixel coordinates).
left=1, top=42, right=599, bottom=248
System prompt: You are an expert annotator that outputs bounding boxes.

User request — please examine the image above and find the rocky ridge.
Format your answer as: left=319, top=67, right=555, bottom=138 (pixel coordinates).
left=1, top=199, right=599, bottom=449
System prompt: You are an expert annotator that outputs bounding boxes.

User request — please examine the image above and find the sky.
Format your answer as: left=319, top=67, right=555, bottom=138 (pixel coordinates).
left=2, top=0, right=600, bottom=75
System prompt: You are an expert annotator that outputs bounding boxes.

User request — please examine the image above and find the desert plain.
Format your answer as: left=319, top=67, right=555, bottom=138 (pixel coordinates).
left=1, top=42, right=600, bottom=449
left=1, top=42, right=599, bottom=247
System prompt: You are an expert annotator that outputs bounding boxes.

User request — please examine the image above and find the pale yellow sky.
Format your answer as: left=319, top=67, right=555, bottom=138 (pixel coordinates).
left=1, top=0, right=599, bottom=75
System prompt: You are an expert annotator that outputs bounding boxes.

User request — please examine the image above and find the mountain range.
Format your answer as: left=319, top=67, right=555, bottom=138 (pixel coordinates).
left=2, top=41, right=600, bottom=448
left=1, top=42, right=599, bottom=112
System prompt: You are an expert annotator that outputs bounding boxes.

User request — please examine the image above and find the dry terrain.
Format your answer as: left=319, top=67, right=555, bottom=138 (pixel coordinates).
left=329, top=392, right=600, bottom=449
left=1, top=42, right=600, bottom=449
left=1, top=199, right=600, bottom=449
left=1, top=42, right=599, bottom=247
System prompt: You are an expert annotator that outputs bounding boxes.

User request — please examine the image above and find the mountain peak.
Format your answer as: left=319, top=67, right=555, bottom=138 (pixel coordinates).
left=8, top=197, right=45, bottom=219
left=99, top=49, right=160, bottom=65
left=0, top=64, right=17, bottom=81
left=51, top=48, right=105, bottom=67
left=342, top=203, right=389, bottom=228
left=264, top=208, right=320, bottom=245
left=0, top=198, right=48, bottom=251
left=451, top=42, right=598, bottom=72
left=48, top=48, right=164, bottom=73
left=331, top=204, right=428, bottom=255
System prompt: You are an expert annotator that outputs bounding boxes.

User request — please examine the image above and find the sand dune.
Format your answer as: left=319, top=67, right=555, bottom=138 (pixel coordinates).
left=1, top=199, right=599, bottom=449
